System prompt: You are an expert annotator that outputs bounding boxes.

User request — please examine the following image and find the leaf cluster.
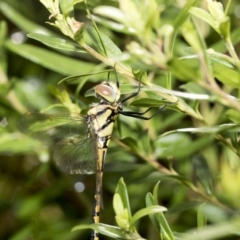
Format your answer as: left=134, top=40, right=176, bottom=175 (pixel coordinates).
left=1, top=0, right=240, bottom=240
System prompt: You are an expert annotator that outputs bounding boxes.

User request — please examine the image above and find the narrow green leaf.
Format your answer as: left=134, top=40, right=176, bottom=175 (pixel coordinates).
left=72, top=223, right=127, bottom=238
left=0, top=21, right=7, bottom=47
left=147, top=183, right=175, bottom=240
left=153, top=181, right=161, bottom=202
left=130, top=98, right=169, bottom=108
left=5, top=40, right=95, bottom=76
left=145, top=193, right=161, bottom=233
left=78, top=223, right=146, bottom=240
left=192, top=155, right=213, bottom=195
left=27, top=33, right=85, bottom=52
left=130, top=206, right=167, bottom=226
left=0, top=21, right=7, bottom=81
left=162, top=124, right=239, bottom=136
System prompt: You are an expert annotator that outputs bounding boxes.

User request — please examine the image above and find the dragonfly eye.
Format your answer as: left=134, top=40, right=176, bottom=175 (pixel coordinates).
left=95, top=83, right=120, bottom=103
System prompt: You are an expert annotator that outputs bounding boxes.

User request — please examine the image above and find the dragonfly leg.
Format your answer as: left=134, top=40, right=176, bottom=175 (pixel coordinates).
left=119, top=104, right=168, bottom=120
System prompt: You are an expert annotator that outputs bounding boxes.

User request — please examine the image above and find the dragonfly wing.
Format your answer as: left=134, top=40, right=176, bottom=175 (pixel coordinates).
left=19, top=112, right=89, bottom=145
left=19, top=112, right=98, bottom=174
left=53, top=132, right=98, bottom=174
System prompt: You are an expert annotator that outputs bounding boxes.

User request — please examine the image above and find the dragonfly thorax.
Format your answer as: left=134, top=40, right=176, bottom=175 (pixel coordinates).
left=95, top=82, right=120, bottom=104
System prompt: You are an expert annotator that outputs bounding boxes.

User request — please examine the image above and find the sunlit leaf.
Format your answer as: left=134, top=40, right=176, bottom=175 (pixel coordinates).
left=72, top=223, right=126, bottom=238
left=226, top=109, right=240, bottom=124
left=130, top=206, right=167, bottom=226
left=212, top=60, right=240, bottom=88
left=115, top=178, right=132, bottom=220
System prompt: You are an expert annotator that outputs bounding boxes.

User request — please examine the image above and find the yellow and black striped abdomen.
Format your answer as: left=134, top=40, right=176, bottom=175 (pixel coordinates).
left=88, top=104, right=118, bottom=149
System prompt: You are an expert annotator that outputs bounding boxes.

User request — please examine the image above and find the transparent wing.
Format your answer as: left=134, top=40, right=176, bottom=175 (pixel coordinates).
left=19, top=112, right=98, bottom=174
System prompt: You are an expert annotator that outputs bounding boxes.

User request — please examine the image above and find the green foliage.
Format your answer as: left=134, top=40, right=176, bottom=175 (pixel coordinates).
left=1, top=0, right=240, bottom=240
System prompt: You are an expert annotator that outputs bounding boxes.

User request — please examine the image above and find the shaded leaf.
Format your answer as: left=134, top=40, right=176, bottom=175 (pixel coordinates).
left=144, top=171, right=195, bottom=190
left=85, top=27, right=122, bottom=57
left=145, top=193, right=161, bottom=233
left=119, top=137, right=139, bottom=153
left=146, top=183, right=175, bottom=240
left=130, top=98, right=169, bottom=108
left=0, top=2, right=52, bottom=35
left=193, top=155, right=213, bottom=195
left=168, top=57, right=201, bottom=81
left=167, top=202, right=202, bottom=215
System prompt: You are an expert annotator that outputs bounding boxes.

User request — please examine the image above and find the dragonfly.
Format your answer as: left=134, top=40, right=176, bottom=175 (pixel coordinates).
left=20, top=68, right=166, bottom=240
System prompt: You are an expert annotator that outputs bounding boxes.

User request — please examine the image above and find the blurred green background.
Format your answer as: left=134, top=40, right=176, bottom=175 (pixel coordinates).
left=1, top=0, right=240, bottom=240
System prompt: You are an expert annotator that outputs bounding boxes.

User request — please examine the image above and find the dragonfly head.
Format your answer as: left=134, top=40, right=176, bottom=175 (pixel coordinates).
left=95, top=82, right=120, bottom=104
